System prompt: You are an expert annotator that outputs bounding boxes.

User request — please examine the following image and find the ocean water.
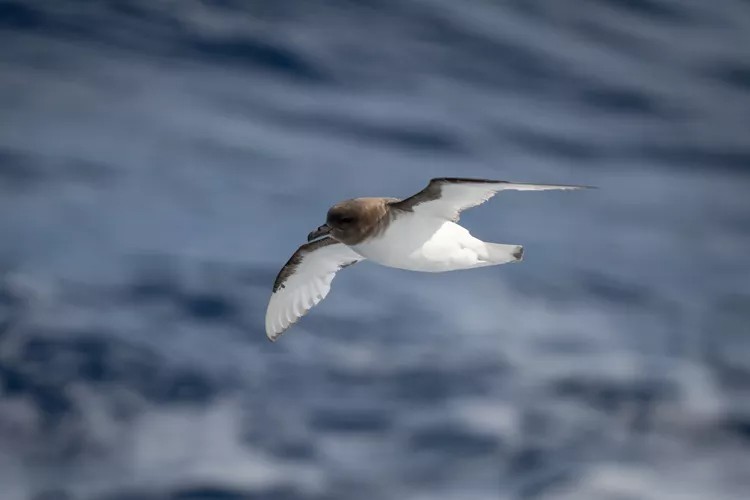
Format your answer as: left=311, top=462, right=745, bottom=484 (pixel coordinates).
left=1, top=1, right=749, bottom=499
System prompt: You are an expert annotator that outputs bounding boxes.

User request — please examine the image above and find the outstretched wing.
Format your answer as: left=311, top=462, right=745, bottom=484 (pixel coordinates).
left=391, top=177, right=592, bottom=222
left=266, top=237, right=365, bottom=341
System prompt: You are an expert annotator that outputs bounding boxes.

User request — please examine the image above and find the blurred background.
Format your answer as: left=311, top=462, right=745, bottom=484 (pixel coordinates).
left=1, top=1, right=749, bottom=499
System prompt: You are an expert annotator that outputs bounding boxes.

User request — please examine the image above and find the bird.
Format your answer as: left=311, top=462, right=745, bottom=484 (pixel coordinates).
left=265, top=177, right=592, bottom=341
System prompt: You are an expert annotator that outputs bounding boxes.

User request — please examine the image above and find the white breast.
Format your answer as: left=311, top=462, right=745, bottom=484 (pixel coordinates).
left=352, top=213, right=489, bottom=272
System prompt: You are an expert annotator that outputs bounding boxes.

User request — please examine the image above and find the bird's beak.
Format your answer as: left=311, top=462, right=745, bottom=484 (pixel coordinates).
left=307, top=224, right=332, bottom=241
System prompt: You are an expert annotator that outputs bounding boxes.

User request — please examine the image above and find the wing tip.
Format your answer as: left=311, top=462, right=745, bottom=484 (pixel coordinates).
left=265, top=310, right=286, bottom=342
left=265, top=323, right=279, bottom=342
left=265, top=310, right=301, bottom=342
left=266, top=315, right=292, bottom=342
left=429, top=177, right=596, bottom=190
left=505, top=182, right=597, bottom=191
left=266, top=322, right=287, bottom=342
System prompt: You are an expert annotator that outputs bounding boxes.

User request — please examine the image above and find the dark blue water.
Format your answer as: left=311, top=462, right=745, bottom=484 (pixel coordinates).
left=1, top=1, right=749, bottom=499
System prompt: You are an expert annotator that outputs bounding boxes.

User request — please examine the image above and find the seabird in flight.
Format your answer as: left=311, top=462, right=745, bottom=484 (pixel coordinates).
left=265, top=177, right=592, bottom=341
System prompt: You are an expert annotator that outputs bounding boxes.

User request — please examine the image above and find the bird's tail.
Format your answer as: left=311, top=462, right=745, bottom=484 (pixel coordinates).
left=483, top=242, right=524, bottom=265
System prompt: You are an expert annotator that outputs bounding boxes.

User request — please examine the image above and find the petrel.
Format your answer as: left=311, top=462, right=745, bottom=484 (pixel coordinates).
left=265, top=177, right=591, bottom=340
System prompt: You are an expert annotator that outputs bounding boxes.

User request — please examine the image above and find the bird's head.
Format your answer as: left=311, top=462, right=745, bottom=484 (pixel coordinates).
left=307, top=198, right=386, bottom=245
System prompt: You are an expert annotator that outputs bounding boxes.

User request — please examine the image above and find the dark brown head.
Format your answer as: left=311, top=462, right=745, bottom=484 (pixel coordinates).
left=307, top=198, right=392, bottom=246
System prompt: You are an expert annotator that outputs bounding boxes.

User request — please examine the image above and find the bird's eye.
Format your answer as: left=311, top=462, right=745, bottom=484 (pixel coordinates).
left=340, top=217, right=354, bottom=224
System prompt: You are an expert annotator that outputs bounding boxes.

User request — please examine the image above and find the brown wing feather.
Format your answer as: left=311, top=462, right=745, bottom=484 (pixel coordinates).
left=272, top=237, right=341, bottom=292
left=390, top=178, right=512, bottom=220
left=390, top=177, right=592, bottom=222
left=391, top=178, right=507, bottom=210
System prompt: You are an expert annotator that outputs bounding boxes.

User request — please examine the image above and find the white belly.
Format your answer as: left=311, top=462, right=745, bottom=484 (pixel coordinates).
left=351, top=215, right=491, bottom=272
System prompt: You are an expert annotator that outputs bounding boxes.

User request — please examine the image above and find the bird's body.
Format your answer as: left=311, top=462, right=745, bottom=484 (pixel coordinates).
left=351, top=215, right=520, bottom=272
left=265, top=177, right=592, bottom=341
